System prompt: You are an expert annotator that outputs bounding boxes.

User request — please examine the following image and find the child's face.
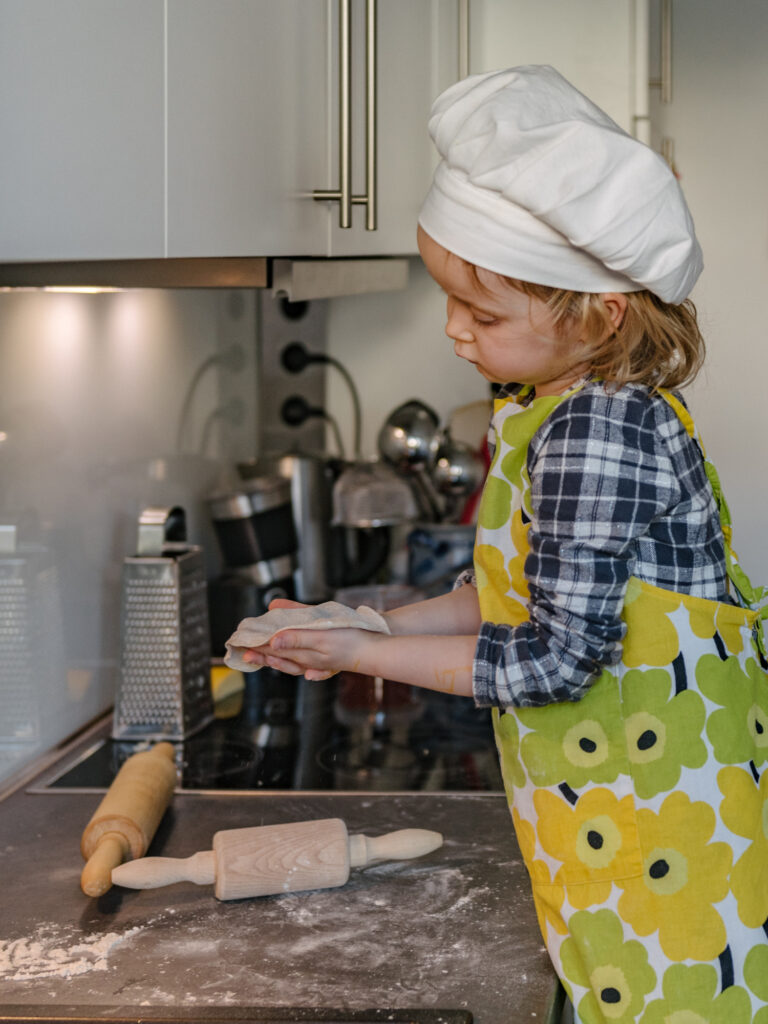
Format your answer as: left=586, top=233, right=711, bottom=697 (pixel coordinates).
left=417, top=227, right=589, bottom=395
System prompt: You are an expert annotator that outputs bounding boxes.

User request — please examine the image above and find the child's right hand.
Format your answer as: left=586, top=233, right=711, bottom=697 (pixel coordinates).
left=242, top=597, right=363, bottom=679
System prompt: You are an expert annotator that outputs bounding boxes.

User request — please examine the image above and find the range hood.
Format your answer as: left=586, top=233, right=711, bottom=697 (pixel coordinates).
left=0, top=256, right=408, bottom=298
left=0, top=257, right=269, bottom=291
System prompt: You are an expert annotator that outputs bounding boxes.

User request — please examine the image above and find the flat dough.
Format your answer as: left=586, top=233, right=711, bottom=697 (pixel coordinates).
left=224, top=601, right=390, bottom=672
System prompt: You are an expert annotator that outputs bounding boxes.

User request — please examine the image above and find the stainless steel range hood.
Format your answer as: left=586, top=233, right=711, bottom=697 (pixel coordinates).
left=0, top=256, right=409, bottom=297
left=0, top=257, right=269, bottom=290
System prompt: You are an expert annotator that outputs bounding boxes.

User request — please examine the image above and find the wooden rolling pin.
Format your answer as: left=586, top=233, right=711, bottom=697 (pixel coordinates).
left=80, top=742, right=177, bottom=897
left=111, top=817, right=443, bottom=900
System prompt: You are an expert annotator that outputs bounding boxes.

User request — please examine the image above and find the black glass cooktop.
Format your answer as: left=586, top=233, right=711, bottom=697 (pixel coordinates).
left=39, top=669, right=503, bottom=794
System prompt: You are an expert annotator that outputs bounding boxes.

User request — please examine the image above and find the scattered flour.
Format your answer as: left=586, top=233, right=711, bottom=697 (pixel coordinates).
left=0, top=923, right=140, bottom=981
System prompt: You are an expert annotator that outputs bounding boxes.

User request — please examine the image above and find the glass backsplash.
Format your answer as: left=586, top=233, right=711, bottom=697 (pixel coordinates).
left=0, top=288, right=258, bottom=786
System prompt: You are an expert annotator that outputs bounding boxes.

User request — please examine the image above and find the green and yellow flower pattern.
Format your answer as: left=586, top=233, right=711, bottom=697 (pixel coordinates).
left=640, top=964, right=752, bottom=1024
left=718, top=765, right=768, bottom=928
left=475, top=388, right=768, bottom=1022
left=615, top=792, right=732, bottom=962
left=561, top=909, right=656, bottom=1024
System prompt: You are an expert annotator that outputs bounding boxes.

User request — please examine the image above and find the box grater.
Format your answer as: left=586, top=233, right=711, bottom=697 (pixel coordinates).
left=112, top=507, right=214, bottom=741
left=0, top=526, right=64, bottom=747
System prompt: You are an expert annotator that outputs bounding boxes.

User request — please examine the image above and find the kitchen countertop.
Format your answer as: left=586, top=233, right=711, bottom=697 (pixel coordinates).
left=0, top=738, right=563, bottom=1024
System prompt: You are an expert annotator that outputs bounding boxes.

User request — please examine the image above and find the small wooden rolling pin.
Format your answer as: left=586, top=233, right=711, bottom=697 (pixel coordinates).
left=111, top=817, right=443, bottom=900
left=80, top=742, right=177, bottom=897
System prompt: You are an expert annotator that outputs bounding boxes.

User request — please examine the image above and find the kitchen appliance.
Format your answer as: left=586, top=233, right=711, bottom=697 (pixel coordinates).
left=243, top=453, right=409, bottom=597
left=207, top=475, right=299, bottom=656
left=328, top=460, right=419, bottom=589
left=38, top=663, right=503, bottom=795
left=208, top=476, right=296, bottom=568
left=112, top=507, right=213, bottom=741
left=241, top=453, right=334, bottom=604
left=331, top=460, right=419, bottom=528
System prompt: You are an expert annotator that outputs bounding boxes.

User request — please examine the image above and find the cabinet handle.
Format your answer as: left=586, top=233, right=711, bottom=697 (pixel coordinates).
left=314, top=0, right=353, bottom=227
left=351, top=0, right=377, bottom=230
left=314, top=0, right=377, bottom=231
left=649, top=0, right=672, bottom=104
left=458, top=0, right=470, bottom=79
left=632, top=0, right=651, bottom=144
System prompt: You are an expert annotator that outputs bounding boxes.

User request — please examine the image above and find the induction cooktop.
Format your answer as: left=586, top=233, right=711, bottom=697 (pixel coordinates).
left=33, top=669, right=503, bottom=794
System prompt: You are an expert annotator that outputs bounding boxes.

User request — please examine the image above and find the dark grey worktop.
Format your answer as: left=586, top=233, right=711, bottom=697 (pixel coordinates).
left=0, top=740, right=562, bottom=1023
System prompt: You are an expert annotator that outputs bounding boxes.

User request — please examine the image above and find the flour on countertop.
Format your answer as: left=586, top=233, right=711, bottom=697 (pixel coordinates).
left=0, top=923, right=141, bottom=981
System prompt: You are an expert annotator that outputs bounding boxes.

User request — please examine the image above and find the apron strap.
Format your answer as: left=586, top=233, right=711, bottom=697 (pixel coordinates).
left=658, top=389, right=768, bottom=630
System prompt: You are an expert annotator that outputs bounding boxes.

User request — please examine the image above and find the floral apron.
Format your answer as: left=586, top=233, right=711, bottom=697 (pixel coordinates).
left=474, top=385, right=768, bottom=1023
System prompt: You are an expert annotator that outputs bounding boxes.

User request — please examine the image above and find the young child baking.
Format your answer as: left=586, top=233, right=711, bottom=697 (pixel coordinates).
left=239, top=67, right=768, bottom=1022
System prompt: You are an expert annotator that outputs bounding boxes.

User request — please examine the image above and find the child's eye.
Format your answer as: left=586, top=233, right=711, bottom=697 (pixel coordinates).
left=472, top=313, right=500, bottom=327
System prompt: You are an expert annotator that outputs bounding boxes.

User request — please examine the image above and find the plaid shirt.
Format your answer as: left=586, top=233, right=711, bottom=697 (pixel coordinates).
left=463, top=380, right=729, bottom=708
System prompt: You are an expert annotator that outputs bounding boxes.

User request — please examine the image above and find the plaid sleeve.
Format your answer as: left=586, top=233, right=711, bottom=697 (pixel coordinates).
left=473, top=386, right=681, bottom=707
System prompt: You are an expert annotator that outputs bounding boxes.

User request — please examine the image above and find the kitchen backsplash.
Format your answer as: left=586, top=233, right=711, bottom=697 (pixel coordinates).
left=0, top=288, right=259, bottom=786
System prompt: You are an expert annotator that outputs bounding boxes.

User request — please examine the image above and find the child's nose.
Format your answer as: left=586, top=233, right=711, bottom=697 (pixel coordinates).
left=445, top=300, right=474, bottom=344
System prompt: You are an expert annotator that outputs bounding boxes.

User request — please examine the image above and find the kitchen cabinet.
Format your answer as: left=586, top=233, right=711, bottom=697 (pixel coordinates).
left=0, top=0, right=457, bottom=263
left=0, top=0, right=165, bottom=261
left=324, top=0, right=459, bottom=257
left=167, top=0, right=458, bottom=258
left=469, top=0, right=644, bottom=136
left=166, top=0, right=329, bottom=258
left=0, top=0, right=646, bottom=264
left=168, top=0, right=647, bottom=258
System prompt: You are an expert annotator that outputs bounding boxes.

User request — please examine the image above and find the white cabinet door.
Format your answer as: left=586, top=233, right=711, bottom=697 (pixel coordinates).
left=0, top=0, right=164, bottom=261
left=168, top=0, right=459, bottom=259
left=166, top=0, right=330, bottom=258
left=326, top=0, right=459, bottom=256
left=469, top=0, right=639, bottom=133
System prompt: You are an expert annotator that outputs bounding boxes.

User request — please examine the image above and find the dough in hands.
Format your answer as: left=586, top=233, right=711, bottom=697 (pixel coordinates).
left=224, top=601, right=391, bottom=672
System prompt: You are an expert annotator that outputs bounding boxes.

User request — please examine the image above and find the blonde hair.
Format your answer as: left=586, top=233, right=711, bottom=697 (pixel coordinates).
left=465, top=262, right=705, bottom=390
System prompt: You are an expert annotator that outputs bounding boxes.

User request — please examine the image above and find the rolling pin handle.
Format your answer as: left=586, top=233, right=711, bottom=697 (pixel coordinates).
left=111, top=850, right=216, bottom=889
left=348, top=828, right=444, bottom=868
left=80, top=832, right=132, bottom=897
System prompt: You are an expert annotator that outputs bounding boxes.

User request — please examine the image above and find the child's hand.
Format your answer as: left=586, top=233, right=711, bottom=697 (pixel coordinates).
left=239, top=597, right=311, bottom=671
left=258, top=626, right=378, bottom=682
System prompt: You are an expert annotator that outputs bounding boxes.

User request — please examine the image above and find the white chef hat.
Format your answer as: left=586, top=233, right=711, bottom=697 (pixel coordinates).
left=418, top=66, right=703, bottom=304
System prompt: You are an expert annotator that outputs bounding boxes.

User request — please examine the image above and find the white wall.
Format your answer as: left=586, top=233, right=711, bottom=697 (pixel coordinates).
left=0, top=289, right=257, bottom=785
left=325, top=258, right=489, bottom=458
left=655, top=0, right=768, bottom=582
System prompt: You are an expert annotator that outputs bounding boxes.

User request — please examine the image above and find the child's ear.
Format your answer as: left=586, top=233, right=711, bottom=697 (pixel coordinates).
left=600, top=293, right=628, bottom=330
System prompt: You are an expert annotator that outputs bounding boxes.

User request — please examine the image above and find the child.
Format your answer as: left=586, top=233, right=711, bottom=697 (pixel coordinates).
left=242, top=67, right=768, bottom=1022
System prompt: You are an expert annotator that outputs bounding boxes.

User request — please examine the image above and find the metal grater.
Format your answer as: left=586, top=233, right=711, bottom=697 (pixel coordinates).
left=112, top=507, right=214, bottom=741
left=0, top=527, right=64, bottom=746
